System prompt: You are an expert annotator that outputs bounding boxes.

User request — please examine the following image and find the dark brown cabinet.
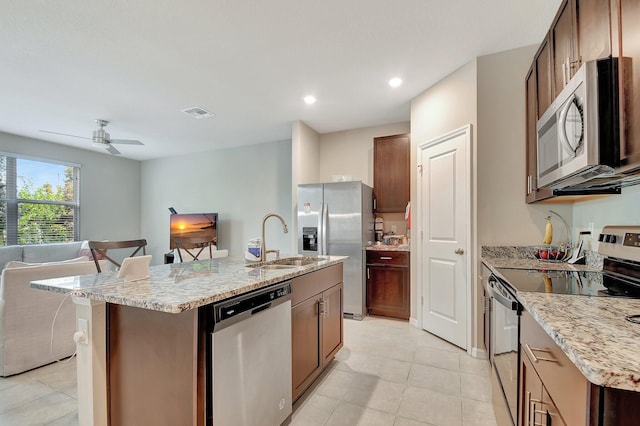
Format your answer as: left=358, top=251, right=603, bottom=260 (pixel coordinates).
left=526, top=62, right=553, bottom=203
left=291, top=264, right=343, bottom=401
left=616, top=0, right=640, bottom=172
left=366, top=250, right=410, bottom=320
left=373, top=134, right=410, bottom=213
left=520, top=348, right=566, bottom=426
left=551, top=0, right=577, bottom=98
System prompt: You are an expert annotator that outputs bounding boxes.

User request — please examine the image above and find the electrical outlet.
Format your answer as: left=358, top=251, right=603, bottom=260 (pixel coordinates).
left=76, top=319, right=89, bottom=345
left=391, top=225, right=397, bottom=233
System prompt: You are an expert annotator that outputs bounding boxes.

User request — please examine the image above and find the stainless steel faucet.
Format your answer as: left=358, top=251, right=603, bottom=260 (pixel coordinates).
left=261, top=213, right=288, bottom=262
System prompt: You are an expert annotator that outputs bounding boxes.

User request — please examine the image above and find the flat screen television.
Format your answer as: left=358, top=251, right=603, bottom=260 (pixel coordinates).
left=169, top=213, right=218, bottom=249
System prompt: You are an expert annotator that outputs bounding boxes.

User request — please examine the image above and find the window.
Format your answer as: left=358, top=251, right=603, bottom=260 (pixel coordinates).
left=0, top=153, right=80, bottom=245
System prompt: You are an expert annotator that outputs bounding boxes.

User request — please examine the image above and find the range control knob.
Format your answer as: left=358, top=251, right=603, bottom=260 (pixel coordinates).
left=600, top=234, right=618, bottom=243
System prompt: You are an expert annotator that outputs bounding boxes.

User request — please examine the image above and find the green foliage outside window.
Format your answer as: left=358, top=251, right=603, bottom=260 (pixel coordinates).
left=0, top=155, right=79, bottom=246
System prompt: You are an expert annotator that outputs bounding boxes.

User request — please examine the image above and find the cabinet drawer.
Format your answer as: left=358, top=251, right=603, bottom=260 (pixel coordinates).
left=521, top=311, right=588, bottom=426
left=366, top=250, right=409, bottom=266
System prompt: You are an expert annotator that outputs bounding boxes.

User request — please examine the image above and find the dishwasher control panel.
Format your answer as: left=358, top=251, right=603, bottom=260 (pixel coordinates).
left=215, top=282, right=292, bottom=323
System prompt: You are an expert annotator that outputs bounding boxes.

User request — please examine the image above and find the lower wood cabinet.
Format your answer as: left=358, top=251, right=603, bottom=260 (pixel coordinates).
left=520, top=310, right=586, bottom=426
left=291, top=264, right=343, bottom=401
left=366, top=250, right=410, bottom=320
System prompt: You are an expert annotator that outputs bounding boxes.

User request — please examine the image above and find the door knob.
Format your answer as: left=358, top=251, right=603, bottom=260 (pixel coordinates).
left=454, top=248, right=464, bottom=255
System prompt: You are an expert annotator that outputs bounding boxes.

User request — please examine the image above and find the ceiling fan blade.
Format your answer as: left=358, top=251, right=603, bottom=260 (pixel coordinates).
left=39, top=130, right=91, bottom=140
left=108, top=139, right=143, bottom=145
left=106, top=145, right=121, bottom=155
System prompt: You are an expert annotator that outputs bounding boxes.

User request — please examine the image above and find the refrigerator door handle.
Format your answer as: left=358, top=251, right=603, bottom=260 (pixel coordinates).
left=321, top=203, right=328, bottom=255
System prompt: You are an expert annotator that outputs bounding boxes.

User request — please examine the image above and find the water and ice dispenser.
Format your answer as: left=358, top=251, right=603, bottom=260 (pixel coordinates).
left=302, top=227, right=317, bottom=251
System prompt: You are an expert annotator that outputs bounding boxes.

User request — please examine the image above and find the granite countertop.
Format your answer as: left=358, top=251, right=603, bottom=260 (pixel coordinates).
left=517, top=292, right=640, bottom=392
left=483, top=256, right=640, bottom=392
left=484, top=257, right=599, bottom=272
left=366, top=244, right=410, bottom=252
left=31, top=255, right=347, bottom=314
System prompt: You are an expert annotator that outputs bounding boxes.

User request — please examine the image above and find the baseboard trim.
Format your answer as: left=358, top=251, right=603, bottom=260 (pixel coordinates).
left=409, top=317, right=419, bottom=328
left=471, top=346, right=488, bottom=359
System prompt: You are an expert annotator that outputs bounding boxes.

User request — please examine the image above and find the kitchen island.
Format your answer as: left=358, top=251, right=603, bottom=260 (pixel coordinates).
left=31, top=255, right=347, bottom=426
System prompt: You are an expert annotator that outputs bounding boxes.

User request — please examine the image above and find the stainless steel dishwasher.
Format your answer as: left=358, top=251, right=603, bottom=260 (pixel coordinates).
left=210, top=281, right=292, bottom=426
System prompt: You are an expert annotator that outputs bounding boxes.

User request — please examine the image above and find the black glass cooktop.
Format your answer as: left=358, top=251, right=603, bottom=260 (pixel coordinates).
left=496, top=268, right=616, bottom=297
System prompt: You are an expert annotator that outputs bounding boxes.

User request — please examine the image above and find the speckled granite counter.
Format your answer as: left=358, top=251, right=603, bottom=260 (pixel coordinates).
left=31, top=255, right=347, bottom=313
left=484, top=257, right=599, bottom=272
left=482, top=256, right=640, bottom=392
left=366, top=244, right=410, bottom=252
left=517, top=292, right=640, bottom=392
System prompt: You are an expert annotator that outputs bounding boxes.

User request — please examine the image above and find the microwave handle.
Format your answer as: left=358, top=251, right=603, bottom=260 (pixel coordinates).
left=558, top=95, right=581, bottom=158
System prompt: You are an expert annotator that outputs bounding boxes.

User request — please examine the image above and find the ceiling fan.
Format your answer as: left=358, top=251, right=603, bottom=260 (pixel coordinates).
left=40, top=119, right=143, bottom=155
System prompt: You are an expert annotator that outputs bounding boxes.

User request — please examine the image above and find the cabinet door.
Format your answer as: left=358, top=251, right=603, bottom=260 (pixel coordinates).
left=321, top=283, right=343, bottom=365
left=552, top=0, right=577, bottom=97
left=618, top=0, right=640, bottom=171
left=575, top=0, right=611, bottom=61
left=291, top=296, right=322, bottom=401
left=373, top=134, right=410, bottom=213
left=526, top=63, right=554, bottom=204
left=520, top=348, right=543, bottom=426
left=366, top=264, right=410, bottom=319
left=536, top=35, right=554, bottom=117
left=542, top=387, right=568, bottom=426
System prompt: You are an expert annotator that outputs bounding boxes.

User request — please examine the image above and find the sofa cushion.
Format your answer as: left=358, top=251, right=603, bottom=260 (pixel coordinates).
left=5, top=256, right=90, bottom=269
left=22, top=242, right=83, bottom=264
left=0, top=246, right=23, bottom=271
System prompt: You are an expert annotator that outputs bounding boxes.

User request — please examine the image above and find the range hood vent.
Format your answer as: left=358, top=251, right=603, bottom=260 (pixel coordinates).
left=550, top=165, right=640, bottom=196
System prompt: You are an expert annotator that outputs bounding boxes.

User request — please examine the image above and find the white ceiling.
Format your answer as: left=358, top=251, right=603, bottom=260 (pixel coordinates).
left=1, top=0, right=561, bottom=161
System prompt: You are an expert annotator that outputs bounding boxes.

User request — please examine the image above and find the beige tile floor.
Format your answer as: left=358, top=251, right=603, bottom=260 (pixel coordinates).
left=0, top=316, right=497, bottom=426
left=291, top=316, right=497, bottom=426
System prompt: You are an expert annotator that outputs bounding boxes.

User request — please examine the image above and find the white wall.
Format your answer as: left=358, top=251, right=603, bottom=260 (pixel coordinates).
left=318, top=122, right=410, bottom=186
left=141, top=140, right=292, bottom=264
left=410, top=59, right=478, bottom=335
left=477, top=47, right=573, bottom=247
left=0, top=132, right=142, bottom=242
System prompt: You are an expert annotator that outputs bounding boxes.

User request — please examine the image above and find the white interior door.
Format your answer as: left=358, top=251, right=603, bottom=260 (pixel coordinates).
left=418, top=126, right=471, bottom=349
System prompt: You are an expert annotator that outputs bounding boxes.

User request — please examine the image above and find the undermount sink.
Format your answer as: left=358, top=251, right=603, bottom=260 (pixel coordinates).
left=270, top=256, right=325, bottom=266
left=257, top=264, right=298, bottom=270
left=246, top=256, right=327, bottom=269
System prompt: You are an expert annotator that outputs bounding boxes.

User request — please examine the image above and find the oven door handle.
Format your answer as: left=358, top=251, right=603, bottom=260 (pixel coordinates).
left=486, top=277, right=519, bottom=311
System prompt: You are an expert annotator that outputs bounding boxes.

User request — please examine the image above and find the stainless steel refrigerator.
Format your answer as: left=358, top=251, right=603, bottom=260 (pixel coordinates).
left=297, top=181, right=374, bottom=319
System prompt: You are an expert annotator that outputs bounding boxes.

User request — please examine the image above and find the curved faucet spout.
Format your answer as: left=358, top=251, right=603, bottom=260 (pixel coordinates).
left=261, top=213, right=289, bottom=262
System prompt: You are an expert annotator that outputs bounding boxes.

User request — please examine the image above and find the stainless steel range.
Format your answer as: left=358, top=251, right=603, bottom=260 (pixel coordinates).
left=483, top=225, right=640, bottom=426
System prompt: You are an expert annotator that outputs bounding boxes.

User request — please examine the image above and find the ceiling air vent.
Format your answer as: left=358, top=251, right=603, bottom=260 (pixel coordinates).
left=182, top=107, right=214, bottom=119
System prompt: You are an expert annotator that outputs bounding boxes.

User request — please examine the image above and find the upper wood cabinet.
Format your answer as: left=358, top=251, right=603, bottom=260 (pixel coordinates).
left=525, top=64, right=553, bottom=203
left=551, top=0, right=611, bottom=98
left=616, top=0, right=640, bottom=172
left=373, top=134, right=410, bottom=213
left=551, top=0, right=577, bottom=98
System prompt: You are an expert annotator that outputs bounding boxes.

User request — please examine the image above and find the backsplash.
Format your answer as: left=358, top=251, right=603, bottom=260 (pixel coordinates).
left=482, top=245, right=603, bottom=269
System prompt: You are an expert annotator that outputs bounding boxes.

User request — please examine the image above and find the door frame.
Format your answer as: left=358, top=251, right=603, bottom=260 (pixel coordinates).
left=416, top=124, right=473, bottom=353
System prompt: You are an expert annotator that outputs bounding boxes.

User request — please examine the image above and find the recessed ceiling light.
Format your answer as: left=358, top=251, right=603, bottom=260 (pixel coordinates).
left=304, top=95, right=317, bottom=105
left=389, top=77, right=403, bottom=88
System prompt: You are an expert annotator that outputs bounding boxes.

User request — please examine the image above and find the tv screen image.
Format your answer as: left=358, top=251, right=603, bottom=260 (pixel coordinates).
left=170, top=213, right=218, bottom=249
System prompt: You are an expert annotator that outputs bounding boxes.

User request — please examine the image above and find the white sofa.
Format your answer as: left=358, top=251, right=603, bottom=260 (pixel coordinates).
left=0, top=242, right=102, bottom=376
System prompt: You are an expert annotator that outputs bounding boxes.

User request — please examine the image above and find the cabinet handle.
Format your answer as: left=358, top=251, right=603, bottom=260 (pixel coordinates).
left=524, top=343, right=558, bottom=363
left=367, top=267, right=370, bottom=280
left=380, top=256, right=393, bottom=260
left=318, top=300, right=326, bottom=316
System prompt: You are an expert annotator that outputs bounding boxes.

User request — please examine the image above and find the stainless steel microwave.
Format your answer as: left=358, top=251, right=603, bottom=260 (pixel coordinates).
left=536, top=58, right=619, bottom=189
